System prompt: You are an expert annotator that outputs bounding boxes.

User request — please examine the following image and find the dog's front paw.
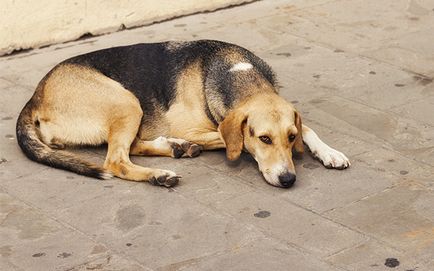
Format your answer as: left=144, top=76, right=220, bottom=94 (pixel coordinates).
left=149, top=170, right=181, bottom=187
left=181, top=142, right=202, bottom=157
left=315, top=147, right=351, bottom=170
left=168, top=138, right=202, bottom=158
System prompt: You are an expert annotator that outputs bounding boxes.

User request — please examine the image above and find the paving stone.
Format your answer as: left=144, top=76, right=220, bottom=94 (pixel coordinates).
left=282, top=0, right=434, bottom=60
left=326, top=239, right=424, bottom=271
left=0, top=77, right=15, bottom=89
left=1, top=0, right=434, bottom=269
left=160, top=238, right=340, bottom=271
left=1, top=167, right=132, bottom=214
left=280, top=154, right=397, bottom=213
left=0, top=85, right=33, bottom=117
left=353, top=147, right=434, bottom=184
left=364, top=28, right=434, bottom=76
left=0, top=191, right=113, bottom=271
left=54, top=185, right=265, bottom=269
left=342, top=75, right=433, bottom=111
left=306, top=96, right=434, bottom=164
left=325, top=181, right=434, bottom=263
left=67, top=254, right=151, bottom=271
left=212, top=191, right=367, bottom=257
left=390, top=95, right=434, bottom=127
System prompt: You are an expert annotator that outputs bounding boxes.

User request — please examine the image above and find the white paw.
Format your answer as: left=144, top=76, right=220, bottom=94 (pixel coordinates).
left=315, top=147, right=351, bottom=169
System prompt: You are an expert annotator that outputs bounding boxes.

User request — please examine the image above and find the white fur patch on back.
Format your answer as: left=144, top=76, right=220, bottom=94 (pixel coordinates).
left=229, top=62, right=253, bottom=72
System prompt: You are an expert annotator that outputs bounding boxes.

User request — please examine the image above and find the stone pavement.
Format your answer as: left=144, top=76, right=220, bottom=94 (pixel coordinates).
left=1, top=0, right=434, bottom=270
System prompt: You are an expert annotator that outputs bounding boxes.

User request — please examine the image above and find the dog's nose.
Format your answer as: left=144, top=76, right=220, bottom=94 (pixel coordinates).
left=278, top=172, right=296, bottom=188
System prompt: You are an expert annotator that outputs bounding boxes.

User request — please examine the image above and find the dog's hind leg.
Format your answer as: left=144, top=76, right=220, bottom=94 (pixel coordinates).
left=130, top=137, right=202, bottom=158
left=103, top=107, right=180, bottom=187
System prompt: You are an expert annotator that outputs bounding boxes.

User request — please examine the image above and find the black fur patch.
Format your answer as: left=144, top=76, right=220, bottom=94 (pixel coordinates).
left=64, top=40, right=277, bottom=124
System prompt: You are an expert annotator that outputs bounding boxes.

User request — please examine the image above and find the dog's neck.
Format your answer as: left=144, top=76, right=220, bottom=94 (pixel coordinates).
left=219, top=91, right=285, bottom=124
left=209, top=79, right=279, bottom=124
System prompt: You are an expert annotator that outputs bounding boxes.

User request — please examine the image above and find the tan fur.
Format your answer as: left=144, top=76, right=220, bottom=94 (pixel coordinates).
left=130, top=137, right=173, bottom=157
left=36, top=64, right=137, bottom=146
left=164, top=61, right=220, bottom=144
left=218, top=108, right=247, bottom=161
left=294, top=111, right=304, bottom=153
left=19, top=49, right=348, bottom=187
left=136, top=105, right=170, bottom=140
left=218, top=92, right=301, bottom=185
left=31, top=64, right=178, bottom=183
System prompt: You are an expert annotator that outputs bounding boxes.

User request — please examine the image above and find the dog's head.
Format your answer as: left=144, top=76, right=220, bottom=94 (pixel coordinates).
left=218, top=94, right=303, bottom=188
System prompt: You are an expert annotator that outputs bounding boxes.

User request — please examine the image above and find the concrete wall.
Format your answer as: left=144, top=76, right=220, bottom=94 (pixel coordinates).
left=0, top=0, right=251, bottom=56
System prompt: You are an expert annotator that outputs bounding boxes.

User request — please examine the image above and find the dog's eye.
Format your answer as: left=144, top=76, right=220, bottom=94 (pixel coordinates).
left=259, top=136, right=272, bottom=145
left=288, top=134, right=296, bottom=142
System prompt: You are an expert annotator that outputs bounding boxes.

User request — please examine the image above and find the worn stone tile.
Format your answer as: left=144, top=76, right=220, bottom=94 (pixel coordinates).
left=128, top=152, right=256, bottom=206
left=0, top=54, right=57, bottom=83
left=306, top=96, right=434, bottom=164
left=363, top=28, right=434, bottom=76
left=390, top=95, right=434, bottom=127
left=193, top=150, right=270, bottom=189
left=0, top=259, right=20, bottom=271
left=326, top=239, right=423, bottom=271
left=260, top=35, right=417, bottom=104
left=297, top=117, right=377, bottom=157
left=212, top=191, right=367, bottom=257
left=171, top=159, right=255, bottom=206
left=257, top=0, right=434, bottom=76
left=0, top=191, right=111, bottom=271
left=1, top=166, right=133, bottom=214
left=68, top=254, right=150, bottom=271
left=0, top=77, right=15, bottom=89
left=285, top=0, right=434, bottom=55
left=194, top=19, right=288, bottom=53
left=342, top=75, right=433, bottom=111
left=353, top=147, right=434, bottom=184
left=0, top=85, right=33, bottom=117
left=1, top=0, right=434, bottom=269
left=280, top=154, right=397, bottom=213
left=55, top=186, right=264, bottom=269
left=160, top=238, right=340, bottom=271
left=325, top=181, right=434, bottom=263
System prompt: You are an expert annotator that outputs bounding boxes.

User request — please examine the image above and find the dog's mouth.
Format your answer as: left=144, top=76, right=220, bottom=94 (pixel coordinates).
left=261, top=171, right=296, bottom=189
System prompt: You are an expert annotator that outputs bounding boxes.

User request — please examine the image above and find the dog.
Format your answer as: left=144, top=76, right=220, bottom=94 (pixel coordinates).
left=16, top=40, right=350, bottom=188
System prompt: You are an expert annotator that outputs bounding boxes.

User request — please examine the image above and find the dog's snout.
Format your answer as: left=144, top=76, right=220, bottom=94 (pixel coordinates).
left=278, top=172, right=296, bottom=188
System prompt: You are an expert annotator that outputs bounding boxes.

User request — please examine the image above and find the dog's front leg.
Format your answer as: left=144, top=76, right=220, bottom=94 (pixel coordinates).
left=302, top=125, right=350, bottom=169
left=182, top=131, right=226, bottom=150
left=130, top=137, right=202, bottom=158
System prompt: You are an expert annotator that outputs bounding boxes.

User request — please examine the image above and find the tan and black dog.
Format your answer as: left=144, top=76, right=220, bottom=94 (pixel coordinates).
left=16, top=40, right=350, bottom=188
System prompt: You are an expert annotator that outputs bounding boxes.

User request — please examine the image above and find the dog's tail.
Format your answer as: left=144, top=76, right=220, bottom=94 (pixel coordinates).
left=16, top=99, right=112, bottom=180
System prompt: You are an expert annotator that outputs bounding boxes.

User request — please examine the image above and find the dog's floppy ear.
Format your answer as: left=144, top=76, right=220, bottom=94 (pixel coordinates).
left=218, top=109, right=247, bottom=161
left=294, top=111, right=304, bottom=153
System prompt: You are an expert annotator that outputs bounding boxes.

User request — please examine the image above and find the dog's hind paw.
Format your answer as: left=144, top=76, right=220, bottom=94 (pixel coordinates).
left=168, top=138, right=202, bottom=158
left=181, top=142, right=202, bottom=157
left=149, top=170, right=181, bottom=187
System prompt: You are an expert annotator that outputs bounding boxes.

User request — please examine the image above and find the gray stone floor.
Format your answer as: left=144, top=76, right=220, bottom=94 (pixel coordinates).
left=1, top=0, right=434, bottom=270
